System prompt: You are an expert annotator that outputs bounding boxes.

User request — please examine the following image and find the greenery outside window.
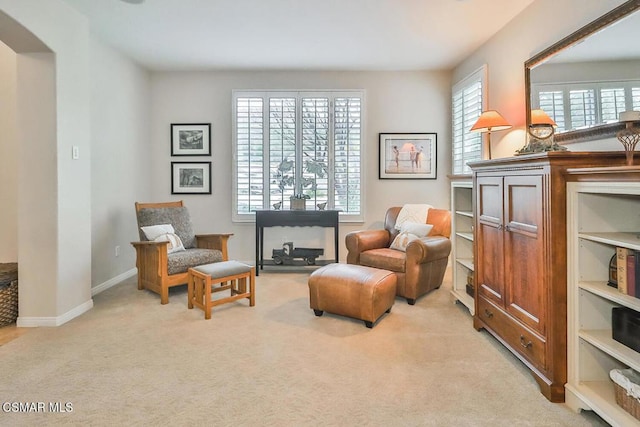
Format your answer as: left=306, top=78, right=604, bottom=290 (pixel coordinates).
left=233, top=90, right=364, bottom=222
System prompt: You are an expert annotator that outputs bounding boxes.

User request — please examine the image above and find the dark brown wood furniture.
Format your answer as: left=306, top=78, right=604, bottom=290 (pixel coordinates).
left=469, top=152, right=630, bottom=403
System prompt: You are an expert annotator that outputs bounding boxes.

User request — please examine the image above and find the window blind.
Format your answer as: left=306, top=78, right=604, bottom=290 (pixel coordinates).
left=452, top=66, right=485, bottom=175
left=233, top=91, right=363, bottom=221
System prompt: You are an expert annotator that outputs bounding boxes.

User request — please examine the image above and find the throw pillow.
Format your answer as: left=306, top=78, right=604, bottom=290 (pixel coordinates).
left=140, top=224, right=186, bottom=254
left=141, top=224, right=175, bottom=241
left=153, top=232, right=186, bottom=254
left=137, top=207, right=196, bottom=248
left=390, top=231, right=420, bottom=252
left=400, top=222, right=433, bottom=238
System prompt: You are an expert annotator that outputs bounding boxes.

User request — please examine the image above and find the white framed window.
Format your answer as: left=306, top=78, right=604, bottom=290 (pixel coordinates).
left=452, top=65, right=487, bottom=176
left=233, top=90, right=364, bottom=222
left=532, top=80, right=640, bottom=132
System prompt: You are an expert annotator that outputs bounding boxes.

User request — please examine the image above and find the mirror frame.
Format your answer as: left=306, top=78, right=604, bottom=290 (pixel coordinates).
left=524, top=0, right=640, bottom=144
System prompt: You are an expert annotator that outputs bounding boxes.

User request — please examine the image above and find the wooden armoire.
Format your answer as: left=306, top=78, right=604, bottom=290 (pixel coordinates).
left=469, top=152, right=629, bottom=403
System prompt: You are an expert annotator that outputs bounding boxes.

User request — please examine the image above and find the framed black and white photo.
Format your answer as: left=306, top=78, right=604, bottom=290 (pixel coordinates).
left=379, top=133, right=437, bottom=179
left=171, top=123, right=211, bottom=156
left=171, top=162, right=211, bottom=194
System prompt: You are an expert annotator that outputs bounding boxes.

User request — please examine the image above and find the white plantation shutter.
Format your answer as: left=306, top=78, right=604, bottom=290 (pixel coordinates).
left=600, top=87, right=626, bottom=123
left=538, top=90, right=565, bottom=132
left=233, top=90, right=364, bottom=221
left=235, top=97, right=264, bottom=214
left=452, top=66, right=486, bottom=175
left=333, top=97, right=361, bottom=214
left=269, top=97, right=297, bottom=208
left=534, top=81, right=640, bottom=132
left=632, top=87, right=640, bottom=110
left=302, top=97, right=330, bottom=210
left=569, top=89, right=596, bottom=129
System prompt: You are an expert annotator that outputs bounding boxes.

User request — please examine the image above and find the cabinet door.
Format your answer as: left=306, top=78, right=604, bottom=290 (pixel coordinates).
left=503, top=174, right=545, bottom=335
left=476, top=176, right=505, bottom=306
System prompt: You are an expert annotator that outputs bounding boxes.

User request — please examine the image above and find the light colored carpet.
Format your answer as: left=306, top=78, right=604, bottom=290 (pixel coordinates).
left=0, top=269, right=607, bottom=426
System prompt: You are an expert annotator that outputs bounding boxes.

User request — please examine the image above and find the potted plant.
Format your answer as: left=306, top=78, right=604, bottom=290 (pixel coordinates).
left=290, top=193, right=309, bottom=210
left=272, top=155, right=328, bottom=210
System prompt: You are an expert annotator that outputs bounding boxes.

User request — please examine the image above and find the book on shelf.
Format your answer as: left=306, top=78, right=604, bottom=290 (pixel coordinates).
left=617, top=247, right=628, bottom=295
left=615, top=247, right=640, bottom=298
left=628, top=252, right=636, bottom=298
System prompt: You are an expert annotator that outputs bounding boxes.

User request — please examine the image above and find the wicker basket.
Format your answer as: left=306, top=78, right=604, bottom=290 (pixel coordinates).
left=611, top=368, right=640, bottom=421
left=0, top=263, right=18, bottom=326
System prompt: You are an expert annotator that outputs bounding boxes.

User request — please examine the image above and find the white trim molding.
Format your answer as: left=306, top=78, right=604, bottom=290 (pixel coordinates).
left=17, top=299, right=94, bottom=327
left=91, top=268, right=137, bottom=297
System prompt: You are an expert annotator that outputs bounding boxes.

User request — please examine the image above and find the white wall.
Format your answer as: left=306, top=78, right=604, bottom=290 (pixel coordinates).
left=0, top=0, right=93, bottom=325
left=90, top=37, right=151, bottom=288
left=453, top=0, right=629, bottom=158
left=150, top=70, right=451, bottom=263
left=0, top=40, right=17, bottom=262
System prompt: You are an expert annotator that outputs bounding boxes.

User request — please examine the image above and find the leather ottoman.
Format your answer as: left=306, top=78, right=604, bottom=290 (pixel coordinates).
left=308, top=263, right=397, bottom=328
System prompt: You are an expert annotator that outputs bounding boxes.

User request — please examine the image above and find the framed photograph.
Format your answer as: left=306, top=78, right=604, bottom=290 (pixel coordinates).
left=379, top=133, right=437, bottom=179
left=171, top=162, right=211, bottom=194
left=171, top=123, right=211, bottom=156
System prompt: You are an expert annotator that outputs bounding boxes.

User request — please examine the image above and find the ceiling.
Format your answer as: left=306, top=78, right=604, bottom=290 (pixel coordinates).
left=61, top=0, right=535, bottom=72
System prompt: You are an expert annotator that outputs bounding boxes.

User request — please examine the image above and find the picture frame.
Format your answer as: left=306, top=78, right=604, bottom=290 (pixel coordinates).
left=379, top=133, right=437, bottom=179
left=171, top=123, right=211, bottom=156
left=171, top=162, right=211, bottom=194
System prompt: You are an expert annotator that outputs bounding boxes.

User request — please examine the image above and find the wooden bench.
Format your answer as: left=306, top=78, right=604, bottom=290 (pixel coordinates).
left=187, top=261, right=255, bottom=319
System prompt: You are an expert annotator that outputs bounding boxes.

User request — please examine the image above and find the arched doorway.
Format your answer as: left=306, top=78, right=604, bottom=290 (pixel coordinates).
left=0, top=4, right=93, bottom=326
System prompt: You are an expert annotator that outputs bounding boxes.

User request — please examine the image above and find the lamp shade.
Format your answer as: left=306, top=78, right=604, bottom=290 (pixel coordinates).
left=530, top=109, right=557, bottom=126
left=470, top=110, right=512, bottom=133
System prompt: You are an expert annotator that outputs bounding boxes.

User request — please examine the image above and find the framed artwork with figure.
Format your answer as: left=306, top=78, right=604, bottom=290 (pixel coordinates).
left=379, top=133, right=437, bottom=179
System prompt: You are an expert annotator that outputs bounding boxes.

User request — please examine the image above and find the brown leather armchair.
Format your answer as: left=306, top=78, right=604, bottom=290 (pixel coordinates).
left=345, top=207, right=451, bottom=305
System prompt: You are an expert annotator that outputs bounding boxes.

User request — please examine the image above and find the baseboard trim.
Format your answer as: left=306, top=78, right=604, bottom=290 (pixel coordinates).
left=91, top=268, right=137, bottom=296
left=17, top=298, right=94, bottom=327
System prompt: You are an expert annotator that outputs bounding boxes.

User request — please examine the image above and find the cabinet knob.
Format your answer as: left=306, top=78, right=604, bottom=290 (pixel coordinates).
left=520, top=335, right=533, bottom=349
left=484, top=308, right=493, bottom=318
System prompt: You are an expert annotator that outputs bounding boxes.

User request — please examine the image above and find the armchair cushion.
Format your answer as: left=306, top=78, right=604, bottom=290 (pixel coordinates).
left=360, top=248, right=406, bottom=272
left=137, top=207, right=196, bottom=249
left=168, top=248, right=223, bottom=275
left=400, top=222, right=433, bottom=237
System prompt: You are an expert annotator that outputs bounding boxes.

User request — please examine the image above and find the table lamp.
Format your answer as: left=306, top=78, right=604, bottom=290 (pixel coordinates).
left=470, top=110, right=512, bottom=159
left=517, top=109, right=567, bottom=155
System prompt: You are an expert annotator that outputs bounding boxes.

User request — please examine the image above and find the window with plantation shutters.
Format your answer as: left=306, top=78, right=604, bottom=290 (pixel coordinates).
left=232, top=90, right=364, bottom=222
left=452, top=66, right=486, bottom=176
left=538, top=90, right=566, bottom=132
left=532, top=80, right=640, bottom=133
left=632, top=87, right=640, bottom=110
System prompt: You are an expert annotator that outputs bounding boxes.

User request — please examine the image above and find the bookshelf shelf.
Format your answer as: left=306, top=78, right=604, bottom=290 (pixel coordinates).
left=451, top=179, right=474, bottom=315
left=567, top=179, right=640, bottom=425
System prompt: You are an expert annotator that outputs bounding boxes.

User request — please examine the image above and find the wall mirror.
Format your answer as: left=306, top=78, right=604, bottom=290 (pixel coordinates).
left=525, top=0, right=640, bottom=144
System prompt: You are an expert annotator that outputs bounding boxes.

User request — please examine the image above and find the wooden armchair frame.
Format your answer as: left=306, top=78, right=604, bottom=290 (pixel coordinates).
left=131, top=201, right=232, bottom=304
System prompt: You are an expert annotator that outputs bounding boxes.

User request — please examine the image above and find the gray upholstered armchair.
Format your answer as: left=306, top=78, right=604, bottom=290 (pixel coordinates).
left=345, top=207, right=451, bottom=305
left=131, top=201, right=232, bottom=304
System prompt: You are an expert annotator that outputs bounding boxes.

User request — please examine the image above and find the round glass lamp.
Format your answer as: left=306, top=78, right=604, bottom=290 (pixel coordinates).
left=529, top=109, right=557, bottom=141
